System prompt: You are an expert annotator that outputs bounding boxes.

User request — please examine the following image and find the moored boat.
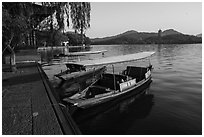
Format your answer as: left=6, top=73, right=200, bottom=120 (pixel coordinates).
left=72, top=82, right=153, bottom=123
left=55, top=64, right=106, bottom=98
left=63, top=51, right=155, bottom=108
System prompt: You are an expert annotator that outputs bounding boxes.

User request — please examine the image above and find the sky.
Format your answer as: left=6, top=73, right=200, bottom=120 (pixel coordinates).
left=85, top=2, right=202, bottom=38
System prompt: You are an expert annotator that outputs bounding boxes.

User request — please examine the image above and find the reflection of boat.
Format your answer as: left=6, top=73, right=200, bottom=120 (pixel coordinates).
left=63, top=51, right=155, bottom=109
left=72, top=80, right=153, bottom=124
left=77, top=90, right=154, bottom=134
left=118, top=85, right=152, bottom=115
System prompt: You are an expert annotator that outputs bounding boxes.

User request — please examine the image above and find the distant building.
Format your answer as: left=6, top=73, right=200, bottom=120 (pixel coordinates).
left=158, top=29, right=162, bottom=44
left=158, top=29, right=162, bottom=37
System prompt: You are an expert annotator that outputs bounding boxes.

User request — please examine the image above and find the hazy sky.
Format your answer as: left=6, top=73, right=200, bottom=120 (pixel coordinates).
left=85, top=2, right=202, bottom=38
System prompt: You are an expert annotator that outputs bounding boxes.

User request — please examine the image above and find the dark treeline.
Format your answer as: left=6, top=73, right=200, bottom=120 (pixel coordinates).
left=2, top=2, right=91, bottom=71
left=35, top=30, right=91, bottom=47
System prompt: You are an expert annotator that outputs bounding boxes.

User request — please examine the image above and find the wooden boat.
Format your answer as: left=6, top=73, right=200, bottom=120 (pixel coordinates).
left=63, top=51, right=155, bottom=108
left=66, top=50, right=107, bottom=56
left=52, top=50, right=107, bottom=57
left=72, top=79, right=153, bottom=121
left=54, top=63, right=87, bottom=79
left=54, top=63, right=106, bottom=98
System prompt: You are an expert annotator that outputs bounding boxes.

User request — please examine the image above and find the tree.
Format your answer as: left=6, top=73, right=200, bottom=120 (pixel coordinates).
left=37, top=2, right=91, bottom=46
left=2, top=3, right=31, bottom=71
left=2, top=2, right=67, bottom=71
left=37, top=2, right=70, bottom=47
left=69, top=2, right=91, bottom=45
left=2, top=2, right=91, bottom=71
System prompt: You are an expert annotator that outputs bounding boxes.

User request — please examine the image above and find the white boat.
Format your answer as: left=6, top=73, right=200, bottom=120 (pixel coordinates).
left=63, top=51, right=155, bottom=108
left=65, top=50, right=107, bottom=56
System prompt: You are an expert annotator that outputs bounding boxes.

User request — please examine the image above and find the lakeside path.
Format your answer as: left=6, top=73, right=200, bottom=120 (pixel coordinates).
left=2, top=62, right=80, bottom=135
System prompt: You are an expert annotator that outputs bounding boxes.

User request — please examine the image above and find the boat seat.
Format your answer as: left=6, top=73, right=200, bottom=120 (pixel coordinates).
left=126, top=66, right=147, bottom=81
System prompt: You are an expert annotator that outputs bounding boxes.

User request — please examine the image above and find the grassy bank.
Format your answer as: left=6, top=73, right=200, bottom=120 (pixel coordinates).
left=4, top=49, right=41, bottom=64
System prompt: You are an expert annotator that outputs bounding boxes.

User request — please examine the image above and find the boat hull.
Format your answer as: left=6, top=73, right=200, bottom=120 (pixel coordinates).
left=72, top=76, right=152, bottom=109
left=72, top=80, right=153, bottom=123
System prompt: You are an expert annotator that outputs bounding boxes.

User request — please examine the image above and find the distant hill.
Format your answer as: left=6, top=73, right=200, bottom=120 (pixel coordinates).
left=91, top=29, right=202, bottom=45
left=161, top=29, right=182, bottom=36
left=145, top=34, right=201, bottom=44
left=91, top=30, right=157, bottom=45
left=196, top=33, right=202, bottom=37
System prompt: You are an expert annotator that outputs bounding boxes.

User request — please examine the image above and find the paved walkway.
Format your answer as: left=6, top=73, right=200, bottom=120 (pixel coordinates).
left=2, top=62, right=80, bottom=135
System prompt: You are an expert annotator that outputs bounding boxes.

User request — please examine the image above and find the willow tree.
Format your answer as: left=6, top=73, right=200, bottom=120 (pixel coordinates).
left=70, top=2, right=91, bottom=45
left=38, top=3, right=67, bottom=46
left=3, top=2, right=91, bottom=71
left=38, top=2, right=91, bottom=46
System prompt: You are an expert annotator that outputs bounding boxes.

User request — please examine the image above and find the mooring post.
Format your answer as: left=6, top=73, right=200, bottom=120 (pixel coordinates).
left=112, top=65, right=116, bottom=91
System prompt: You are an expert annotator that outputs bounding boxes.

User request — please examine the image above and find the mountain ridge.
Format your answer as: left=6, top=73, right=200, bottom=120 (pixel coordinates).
left=91, top=29, right=202, bottom=45
left=196, top=33, right=202, bottom=37
left=161, top=29, right=182, bottom=36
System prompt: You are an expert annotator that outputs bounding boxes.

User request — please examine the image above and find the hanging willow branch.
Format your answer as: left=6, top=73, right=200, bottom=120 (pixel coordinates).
left=70, top=2, right=91, bottom=34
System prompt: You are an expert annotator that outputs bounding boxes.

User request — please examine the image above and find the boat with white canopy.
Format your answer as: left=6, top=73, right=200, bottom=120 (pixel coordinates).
left=63, top=51, right=155, bottom=108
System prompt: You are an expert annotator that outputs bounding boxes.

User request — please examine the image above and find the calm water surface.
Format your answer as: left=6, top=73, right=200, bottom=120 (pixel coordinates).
left=73, top=44, right=202, bottom=135
left=43, top=44, right=202, bottom=135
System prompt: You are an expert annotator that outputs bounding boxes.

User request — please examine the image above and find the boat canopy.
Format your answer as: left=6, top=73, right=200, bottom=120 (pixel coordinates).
left=70, top=51, right=155, bottom=67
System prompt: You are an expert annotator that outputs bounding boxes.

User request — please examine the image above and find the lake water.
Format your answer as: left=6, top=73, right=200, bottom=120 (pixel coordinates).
left=42, top=44, right=202, bottom=135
